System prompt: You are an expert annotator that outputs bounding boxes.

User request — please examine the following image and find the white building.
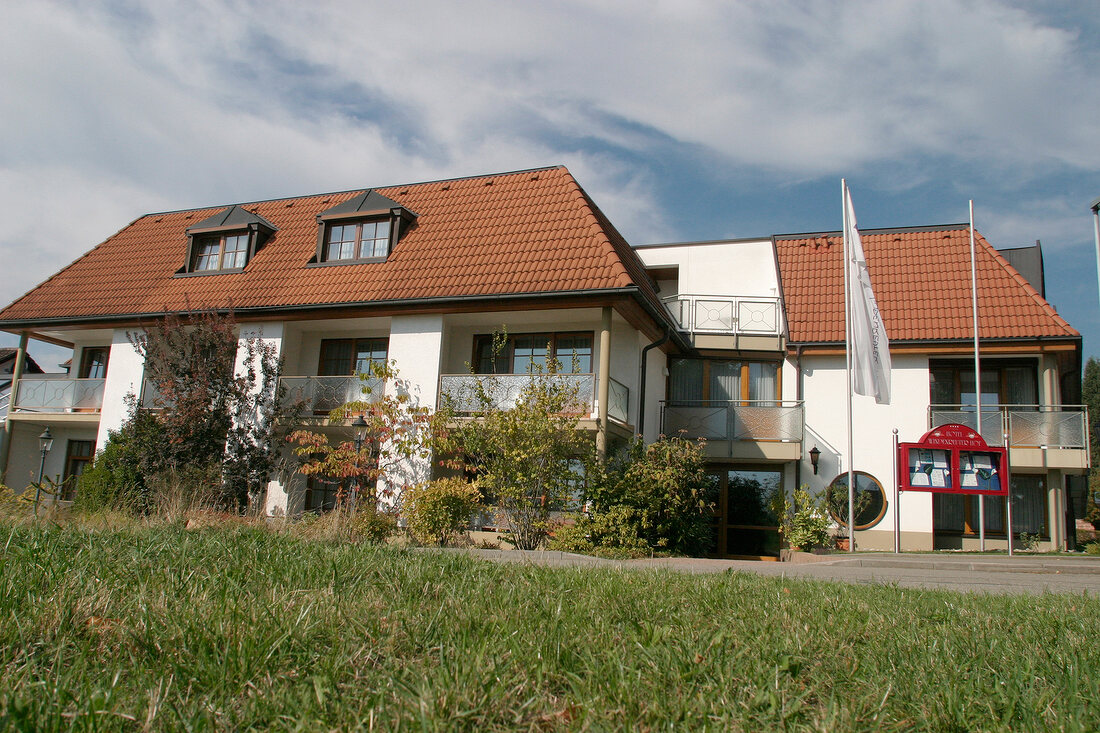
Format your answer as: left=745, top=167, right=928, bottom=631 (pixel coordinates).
left=0, top=167, right=1088, bottom=553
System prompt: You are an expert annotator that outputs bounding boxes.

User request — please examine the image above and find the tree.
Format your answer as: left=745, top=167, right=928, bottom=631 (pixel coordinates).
left=128, top=308, right=286, bottom=511
left=287, top=360, right=439, bottom=509
left=436, top=342, right=590, bottom=550
left=1082, top=358, right=1100, bottom=527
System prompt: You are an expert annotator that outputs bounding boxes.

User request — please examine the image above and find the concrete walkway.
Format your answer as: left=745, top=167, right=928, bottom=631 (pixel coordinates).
left=453, top=548, right=1100, bottom=596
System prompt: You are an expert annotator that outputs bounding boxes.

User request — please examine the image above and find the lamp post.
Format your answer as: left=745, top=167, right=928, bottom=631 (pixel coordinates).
left=33, top=426, right=53, bottom=518
left=351, top=414, right=368, bottom=510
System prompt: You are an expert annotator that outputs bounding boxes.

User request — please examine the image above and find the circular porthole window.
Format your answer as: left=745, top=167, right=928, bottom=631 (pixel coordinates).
left=826, top=471, right=887, bottom=530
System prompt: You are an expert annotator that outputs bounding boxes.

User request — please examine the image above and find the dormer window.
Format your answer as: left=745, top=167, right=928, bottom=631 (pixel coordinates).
left=312, top=190, right=416, bottom=266
left=324, top=220, right=392, bottom=261
left=180, top=205, right=277, bottom=275
left=192, top=232, right=250, bottom=271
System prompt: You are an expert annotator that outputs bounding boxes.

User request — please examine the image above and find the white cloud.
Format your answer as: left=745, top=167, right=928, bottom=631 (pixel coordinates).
left=1, top=0, right=1098, bottom=322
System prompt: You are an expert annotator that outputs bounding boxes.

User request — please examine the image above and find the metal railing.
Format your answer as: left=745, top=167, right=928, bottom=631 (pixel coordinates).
left=661, top=294, right=781, bottom=335
left=661, top=400, right=804, bottom=442
left=439, top=373, right=596, bottom=414
left=279, top=376, right=385, bottom=415
left=608, top=377, right=629, bottom=424
left=13, top=376, right=105, bottom=413
left=928, top=404, right=1089, bottom=450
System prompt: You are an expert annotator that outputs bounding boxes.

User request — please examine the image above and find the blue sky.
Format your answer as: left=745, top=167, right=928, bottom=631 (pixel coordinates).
left=1, top=0, right=1097, bottom=371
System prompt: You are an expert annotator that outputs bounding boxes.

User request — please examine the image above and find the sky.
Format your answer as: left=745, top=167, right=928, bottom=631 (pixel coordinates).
left=1, top=0, right=1097, bottom=372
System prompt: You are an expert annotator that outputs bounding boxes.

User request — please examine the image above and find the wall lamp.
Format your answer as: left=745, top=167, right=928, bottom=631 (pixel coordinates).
left=809, top=445, right=821, bottom=475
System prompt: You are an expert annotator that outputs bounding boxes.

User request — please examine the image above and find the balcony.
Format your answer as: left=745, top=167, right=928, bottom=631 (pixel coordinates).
left=438, top=373, right=594, bottom=413
left=662, top=294, right=783, bottom=351
left=661, top=400, right=804, bottom=460
left=928, top=405, right=1090, bottom=472
left=12, top=376, right=105, bottom=414
left=279, top=376, right=385, bottom=416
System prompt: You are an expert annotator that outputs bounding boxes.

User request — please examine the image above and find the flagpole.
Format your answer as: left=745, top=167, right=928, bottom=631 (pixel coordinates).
left=843, top=179, right=856, bottom=552
left=970, top=200, right=985, bottom=551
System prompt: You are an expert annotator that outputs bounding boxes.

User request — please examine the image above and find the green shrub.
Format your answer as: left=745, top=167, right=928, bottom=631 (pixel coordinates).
left=73, top=410, right=163, bottom=514
left=550, top=505, right=651, bottom=557
left=402, top=477, right=481, bottom=546
left=773, top=486, right=831, bottom=550
left=576, top=437, right=713, bottom=556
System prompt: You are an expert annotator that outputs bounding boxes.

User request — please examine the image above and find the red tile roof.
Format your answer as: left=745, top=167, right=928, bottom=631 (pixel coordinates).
left=0, top=166, right=664, bottom=325
left=775, top=226, right=1078, bottom=344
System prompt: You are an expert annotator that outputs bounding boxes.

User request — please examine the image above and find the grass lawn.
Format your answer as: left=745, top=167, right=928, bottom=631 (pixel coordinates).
left=2, top=521, right=1099, bottom=731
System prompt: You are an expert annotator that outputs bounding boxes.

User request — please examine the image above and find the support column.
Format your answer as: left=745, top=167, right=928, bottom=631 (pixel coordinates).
left=381, top=314, right=445, bottom=501
left=232, top=324, right=287, bottom=515
left=596, top=306, right=612, bottom=460
left=1048, top=469, right=1065, bottom=550
left=0, top=332, right=29, bottom=481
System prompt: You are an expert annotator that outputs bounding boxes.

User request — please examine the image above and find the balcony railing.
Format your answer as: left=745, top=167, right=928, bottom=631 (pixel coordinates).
left=439, top=373, right=596, bottom=414
left=279, top=376, right=385, bottom=415
left=661, top=400, right=804, bottom=442
left=13, top=376, right=105, bottom=413
left=929, top=405, right=1090, bottom=450
left=608, top=377, right=629, bottom=424
left=661, top=294, right=781, bottom=336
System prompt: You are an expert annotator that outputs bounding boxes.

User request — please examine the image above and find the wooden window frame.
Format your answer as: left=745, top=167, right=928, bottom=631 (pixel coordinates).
left=317, top=337, right=389, bottom=376
left=78, top=347, right=109, bottom=379
left=929, top=358, right=1040, bottom=406
left=471, top=332, right=594, bottom=375
left=668, top=357, right=783, bottom=403
left=320, top=219, right=394, bottom=263
left=62, top=439, right=95, bottom=501
left=933, top=481, right=1049, bottom=539
left=185, top=230, right=254, bottom=273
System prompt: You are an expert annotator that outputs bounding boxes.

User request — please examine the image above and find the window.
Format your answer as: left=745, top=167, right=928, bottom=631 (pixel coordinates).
left=473, top=332, right=593, bottom=374
left=78, top=347, right=109, bottom=379
left=63, top=440, right=95, bottom=500
left=929, top=360, right=1038, bottom=408
left=668, top=358, right=780, bottom=403
left=303, top=476, right=340, bottom=513
left=933, top=474, right=1047, bottom=537
left=826, top=471, right=887, bottom=530
left=323, top=220, right=392, bottom=262
left=318, top=338, right=389, bottom=376
left=191, top=233, right=250, bottom=272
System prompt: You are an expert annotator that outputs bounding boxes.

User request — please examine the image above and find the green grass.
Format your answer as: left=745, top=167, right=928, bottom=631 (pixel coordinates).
left=2, top=522, right=1099, bottom=731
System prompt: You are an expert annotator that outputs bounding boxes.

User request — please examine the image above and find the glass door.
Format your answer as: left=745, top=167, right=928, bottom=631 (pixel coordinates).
left=708, top=467, right=783, bottom=559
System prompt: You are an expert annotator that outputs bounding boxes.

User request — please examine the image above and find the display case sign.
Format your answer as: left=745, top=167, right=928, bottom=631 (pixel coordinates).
left=897, top=423, right=1008, bottom=496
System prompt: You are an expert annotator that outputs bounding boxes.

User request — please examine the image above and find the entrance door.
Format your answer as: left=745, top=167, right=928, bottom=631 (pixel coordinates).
left=708, top=468, right=782, bottom=559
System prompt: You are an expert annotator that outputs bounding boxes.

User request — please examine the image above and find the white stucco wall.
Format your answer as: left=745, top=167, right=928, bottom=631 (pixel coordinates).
left=94, top=329, right=146, bottom=451
left=5, top=422, right=98, bottom=494
left=636, top=240, right=781, bottom=300
left=798, top=352, right=934, bottom=548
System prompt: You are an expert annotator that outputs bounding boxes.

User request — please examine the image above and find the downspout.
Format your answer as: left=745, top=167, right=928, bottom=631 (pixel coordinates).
left=0, top=332, right=29, bottom=482
left=637, top=325, right=671, bottom=439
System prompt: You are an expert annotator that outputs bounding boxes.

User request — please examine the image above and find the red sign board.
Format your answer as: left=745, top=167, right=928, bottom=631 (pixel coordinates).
left=897, top=423, right=1009, bottom=496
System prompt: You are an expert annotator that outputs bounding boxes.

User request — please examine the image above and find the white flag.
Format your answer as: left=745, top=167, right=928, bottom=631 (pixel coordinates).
left=844, top=185, right=891, bottom=404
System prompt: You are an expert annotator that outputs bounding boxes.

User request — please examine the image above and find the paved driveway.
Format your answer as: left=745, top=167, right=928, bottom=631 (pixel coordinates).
left=455, top=549, right=1100, bottom=596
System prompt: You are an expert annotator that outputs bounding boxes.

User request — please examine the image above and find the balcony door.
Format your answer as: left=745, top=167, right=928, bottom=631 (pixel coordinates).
left=708, top=467, right=782, bottom=559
